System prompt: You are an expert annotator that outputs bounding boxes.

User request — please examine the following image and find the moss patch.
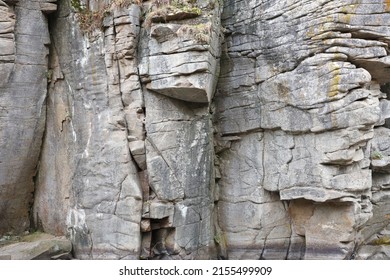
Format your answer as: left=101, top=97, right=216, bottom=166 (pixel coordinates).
left=371, top=150, right=383, bottom=160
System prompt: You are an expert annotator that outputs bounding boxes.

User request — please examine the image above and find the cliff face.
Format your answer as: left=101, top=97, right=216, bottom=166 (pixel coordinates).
left=2, top=0, right=390, bottom=260
left=0, top=0, right=53, bottom=235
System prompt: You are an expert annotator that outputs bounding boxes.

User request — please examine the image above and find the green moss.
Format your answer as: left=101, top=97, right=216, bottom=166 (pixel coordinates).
left=170, top=0, right=202, bottom=14
left=371, top=150, right=383, bottom=160
left=181, top=6, right=201, bottom=14
left=213, top=231, right=226, bottom=246
left=20, top=231, right=46, bottom=242
left=214, top=233, right=222, bottom=244
left=46, top=69, right=53, bottom=83
left=70, top=0, right=84, bottom=12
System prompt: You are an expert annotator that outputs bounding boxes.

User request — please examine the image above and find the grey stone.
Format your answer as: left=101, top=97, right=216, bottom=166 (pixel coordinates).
left=5, top=0, right=390, bottom=261
left=40, top=2, right=57, bottom=13
left=149, top=201, right=174, bottom=219
left=140, top=3, right=222, bottom=103
left=0, top=0, right=51, bottom=235
left=357, top=245, right=390, bottom=260
left=371, top=127, right=390, bottom=172
left=0, top=232, right=71, bottom=260
left=129, top=140, right=146, bottom=170
left=145, top=52, right=218, bottom=103
left=31, top=1, right=143, bottom=260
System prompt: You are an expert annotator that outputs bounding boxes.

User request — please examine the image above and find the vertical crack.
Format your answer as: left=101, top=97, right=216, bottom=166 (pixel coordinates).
left=259, top=230, right=269, bottom=260
left=114, top=174, right=128, bottom=215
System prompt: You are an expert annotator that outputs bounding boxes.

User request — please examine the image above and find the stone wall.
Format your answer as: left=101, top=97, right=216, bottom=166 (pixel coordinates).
left=2, top=0, right=390, bottom=260
left=0, top=0, right=55, bottom=235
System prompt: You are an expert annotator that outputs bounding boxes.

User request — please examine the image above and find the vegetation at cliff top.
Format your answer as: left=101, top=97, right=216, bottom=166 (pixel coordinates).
left=70, top=0, right=136, bottom=33
left=71, top=0, right=202, bottom=33
left=144, top=0, right=202, bottom=27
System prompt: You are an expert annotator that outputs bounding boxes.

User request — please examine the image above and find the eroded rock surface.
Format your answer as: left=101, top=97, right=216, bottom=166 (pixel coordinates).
left=2, top=0, right=390, bottom=260
left=214, top=0, right=390, bottom=259
left=0, top=232, right=71, bottom=260
left=0, top=0, right=55, bottom=235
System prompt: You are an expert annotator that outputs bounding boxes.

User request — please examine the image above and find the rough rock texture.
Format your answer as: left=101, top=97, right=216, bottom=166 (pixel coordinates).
left=0, top=0, right=55, bottom=235
left=32, top=1, right=144, bottom=259
left=32, top=0, right=222, bottom=259
left=2, top=0, right=390, bottom=259
left=0, top=232, right=72, bottom=260
left=213, top=0, right=390, bottom=260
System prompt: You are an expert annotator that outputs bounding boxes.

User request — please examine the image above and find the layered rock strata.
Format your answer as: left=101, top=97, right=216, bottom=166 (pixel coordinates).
left=215, top=0, right=390, bottom=259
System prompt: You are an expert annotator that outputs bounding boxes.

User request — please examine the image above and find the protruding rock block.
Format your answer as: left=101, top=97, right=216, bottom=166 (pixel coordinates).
left=141, top=5, right=221, bottom=103
left=149, top=201, right=174, bottom=220
left=40, top=2, right=57, bottom=14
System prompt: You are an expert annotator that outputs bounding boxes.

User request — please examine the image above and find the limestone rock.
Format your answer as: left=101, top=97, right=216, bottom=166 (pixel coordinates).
left=357, top=225, right=390, bottom=259
left=40, top=2, right=57, bottom=14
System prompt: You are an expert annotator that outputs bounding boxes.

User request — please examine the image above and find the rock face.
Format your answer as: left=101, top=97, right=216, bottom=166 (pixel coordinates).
left=214, top=0, right=390, bottom=260
left=0, top=0, right=55, bottom=235
left=2, top=0, right=390, bottom=259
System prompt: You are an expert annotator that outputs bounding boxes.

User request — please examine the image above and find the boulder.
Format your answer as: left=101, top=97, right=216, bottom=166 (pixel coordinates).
left=0, top=233, right=72, bottom=260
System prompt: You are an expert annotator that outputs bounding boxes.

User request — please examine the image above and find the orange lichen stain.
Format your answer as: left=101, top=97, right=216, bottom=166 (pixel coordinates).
left=306, top=25, right=315, bottom=39
left=339, top=4, right=358, bottom=25
left=339, top=11, right=351, bottom=25
left=328, top=65, right=341, bottom=98
left=306, top=10, right=336, bottom=39
left=386, top=0, right=390, bottom=9
left=373, top=236, right=390, bottom=245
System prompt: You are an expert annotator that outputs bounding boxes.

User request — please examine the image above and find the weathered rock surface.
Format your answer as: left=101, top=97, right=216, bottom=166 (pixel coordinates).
left=32, top=1, right=144, bottom=259
left=2, top=0, right=390, bottom=260
left=0, top=0, right=55, bottom=235
left=0, top=232, right=72, bottom=260
left=140, top=1, right=221, bottom=103
left=214, top=0, right=390, bottom=259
